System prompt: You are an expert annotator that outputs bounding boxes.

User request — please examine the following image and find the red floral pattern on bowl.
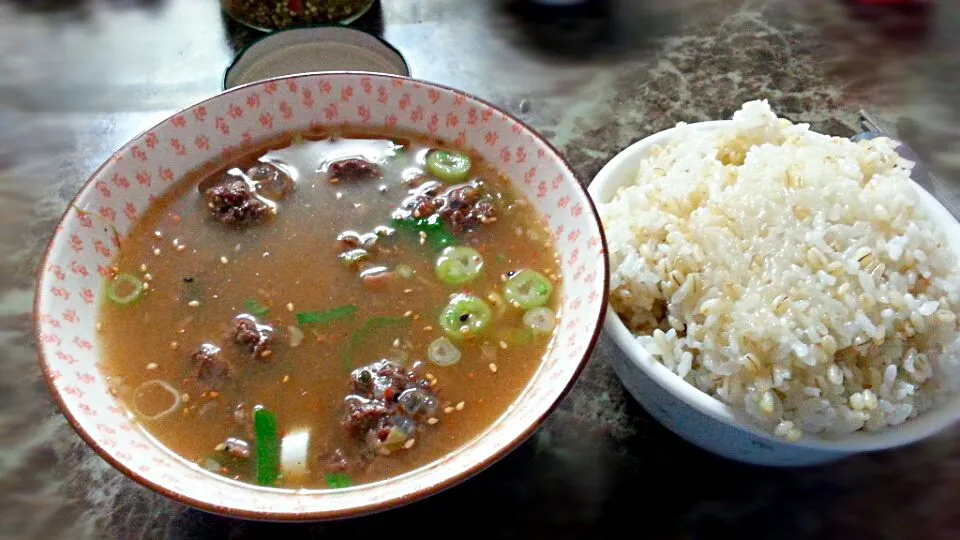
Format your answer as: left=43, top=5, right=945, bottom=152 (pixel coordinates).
left=34, top=73, right=608, bottom=520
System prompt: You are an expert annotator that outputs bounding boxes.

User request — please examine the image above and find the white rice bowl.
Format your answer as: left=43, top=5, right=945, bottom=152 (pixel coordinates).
left=600, top=100, right=960, bottom=441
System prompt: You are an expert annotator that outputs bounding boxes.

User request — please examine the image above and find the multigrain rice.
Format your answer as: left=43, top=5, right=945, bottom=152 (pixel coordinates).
left=601, top=100, right=960, bottom=440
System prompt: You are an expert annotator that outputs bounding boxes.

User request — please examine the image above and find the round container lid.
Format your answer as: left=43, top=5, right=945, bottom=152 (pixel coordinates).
left=224, top=27, right=410, bottom=89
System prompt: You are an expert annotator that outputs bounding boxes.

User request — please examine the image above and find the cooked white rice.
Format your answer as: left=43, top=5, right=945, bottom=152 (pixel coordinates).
left=601, top=100, right=960, bottom=440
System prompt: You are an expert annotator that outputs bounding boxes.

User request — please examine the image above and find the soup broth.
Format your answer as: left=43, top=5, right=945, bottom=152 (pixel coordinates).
left=99, top=131, right=561, bottom=489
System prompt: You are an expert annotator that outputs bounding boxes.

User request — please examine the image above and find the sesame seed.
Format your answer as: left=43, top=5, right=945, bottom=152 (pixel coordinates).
left=444, top=406, right=454, bottom=414
left=425, top=373, right=435, bottom=380
left=220, top=256, right=229, bottom=264
left=499, top=341, right=508, bottom=349
left=335, top=192, right=344, bottom=200
left=176, top=244, right=186, bottom=252
left=154, top=231, right=163, bottom=239
left=489, top=363, right=498, bottom=373
left=140, top=264, right=148, bottom=272
left=282, top=374, right=290, bottom=383
left=209, top=391, right=219, bottom=398
left=182, top=393, right=190, bottom=403
left=455, top=401, right=465, bottom=411
left=413, top=314, right=420, bottom=320
left=170, top=341, right=179, bottom=350
left=392, top=338, right=401, bottom=348
left=96, top=322, right=102, bottom=332
left=430, top=379, right=438, bottom=387
left=146, top=362, right=158, bottom=370
left=188, top=300, right=200, bottom=307
left=403, top=310, right=413, bottom=318
left=142, top=282, right=150, bottom=291
left=427, top=417, right=439, bottom=425
left=234, top=243, right=241, bottom=252
left=423, top=326, right=434, bottom=331
left=214, top=442, right=226, bottom=452
left=144, top=273, right=153, bottom=281
left=403, top=438, right=416, bottom=449
left=260, top=350, right=273, bottom=358
left=286, top=303, right=294, bottom=312
left=262, top=252, right=270, bottom=258
left=404, top=289, right=414, bottom=294
left=153, top=248, right=161, bottom=255
left=108, top=387, right=118, bottom=396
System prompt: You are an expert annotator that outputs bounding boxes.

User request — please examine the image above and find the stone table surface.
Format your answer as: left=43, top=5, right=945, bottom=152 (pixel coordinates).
left=2, top=0, right=960, bottom=538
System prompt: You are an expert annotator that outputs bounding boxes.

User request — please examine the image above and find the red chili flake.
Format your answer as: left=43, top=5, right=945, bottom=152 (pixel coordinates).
left=288, top=0, right=304, bottom=13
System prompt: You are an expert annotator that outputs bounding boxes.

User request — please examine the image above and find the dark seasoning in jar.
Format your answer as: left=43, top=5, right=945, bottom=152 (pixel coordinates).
left=224, top=0, right=374, bottom=30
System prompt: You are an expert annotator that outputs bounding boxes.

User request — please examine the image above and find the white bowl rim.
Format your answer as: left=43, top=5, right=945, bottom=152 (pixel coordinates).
left=591, top=119, right=960, bottom=452
left=34, top=71, right=610, bottom=520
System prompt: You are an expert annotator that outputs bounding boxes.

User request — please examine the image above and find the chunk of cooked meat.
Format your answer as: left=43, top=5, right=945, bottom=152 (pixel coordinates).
left=436, top=183, right=496, bottom=232
left=192, top=343, right=233, bottom=389
left=248, top=162, right=295, bottom=200
left=395, top=181, right=497, bottom=232
left=341, top=360, right=438, bottom=455
left=232, top=314, right=273, bottom=358
left=341, top=397, right=393, bottom=438
left=203, top=177, right=275, bottom=226
left=328, top=158, right=381, bottom=181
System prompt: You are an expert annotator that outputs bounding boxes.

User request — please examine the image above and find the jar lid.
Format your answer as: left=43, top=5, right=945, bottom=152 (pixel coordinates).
left=224, top=27, right=410, bottom=89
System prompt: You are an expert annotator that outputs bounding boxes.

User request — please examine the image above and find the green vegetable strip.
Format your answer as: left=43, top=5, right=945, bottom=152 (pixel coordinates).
left=391, top=215, right=456, bottom=253
left=296, top=304, right=358, bottom=325
left=253, top=407, right=280, bottom=486
left=343, top=316, right=409, bottom=370
left=324, top=472, right=353, bottom=489
left=243, top=298, right=270, bottom=317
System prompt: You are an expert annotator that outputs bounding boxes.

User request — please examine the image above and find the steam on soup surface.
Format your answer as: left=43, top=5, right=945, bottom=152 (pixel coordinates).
left=99, top=131, right=561, bottom=489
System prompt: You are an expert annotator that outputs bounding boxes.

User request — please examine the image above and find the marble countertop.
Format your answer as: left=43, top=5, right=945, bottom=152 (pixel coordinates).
left=2, top=0, right=959, bottom=538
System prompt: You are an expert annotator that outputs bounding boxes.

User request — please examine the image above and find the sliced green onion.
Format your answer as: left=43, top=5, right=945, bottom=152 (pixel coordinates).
left=279, top=429, right=310, bottom=484
left=503, top=269, right=554, bottom=309
left=325, top=472, right=353, bottom=489
left=523, top=307, right=557, bottom=334
left=435, top=246, right=484, bottom=285
left=428, top=336, right=461, bottom=366
left=344, top=316, right=409, bottom=370
left=426, top=150, right=472, bottom=183
left=243, top=298, right=269, bottom=317
left=439, top=294, right=492, bottom=339
left=391, top=215, right=457, bottom=253
left=107, top=273, right=144, bottom=305
left=296, top=304, right=357, bottom=325
left=254, top=406, right=280, bottom=486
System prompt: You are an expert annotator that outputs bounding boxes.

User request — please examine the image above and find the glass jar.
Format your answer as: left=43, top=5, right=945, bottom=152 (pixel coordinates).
left=221, top=0, right=376, bottom=31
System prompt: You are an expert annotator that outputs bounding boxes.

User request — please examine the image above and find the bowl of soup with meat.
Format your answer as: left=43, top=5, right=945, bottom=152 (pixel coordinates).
left=35, top=73, right=608, bottom=520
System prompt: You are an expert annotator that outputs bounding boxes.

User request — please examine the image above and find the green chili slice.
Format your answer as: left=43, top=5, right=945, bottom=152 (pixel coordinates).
left=503, top=269, right=554, bottom=309
left=439, top=294, right=492, bottom=339
left=426, top=150, right=472, bottom=184
left=107, top=273, right=144, bottom=305
left=435, top=246, right=484, bottom=285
